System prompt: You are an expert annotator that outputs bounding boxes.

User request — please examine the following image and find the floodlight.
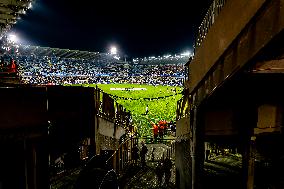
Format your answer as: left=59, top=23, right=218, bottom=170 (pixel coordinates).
left=114, top=55, right=121, bottom=60
left=28, top=2, right=33, bottom=9
left=8, top=34, right=18, bottom=43
left=181, top=51, right=191, bottom=57
left=110, top=46, right=117, bottom=55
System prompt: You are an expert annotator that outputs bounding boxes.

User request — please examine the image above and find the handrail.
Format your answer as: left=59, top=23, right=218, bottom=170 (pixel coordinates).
left=165, top=140, right=176, bottom=160
left=104, top=136, right=176, bottom=175
left=141, top=136, right=175, bottom=142
left=105, top=137, right=133, bottom=164
left=194, top=0, right=227, bottom=51
left=98, top=169, right=118, bottom=189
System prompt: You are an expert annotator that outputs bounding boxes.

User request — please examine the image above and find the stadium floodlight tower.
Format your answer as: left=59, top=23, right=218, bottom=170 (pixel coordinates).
left=8, top=34, right=18, bottom=44
left=110, top=46, right=117, bottom=55
left=109, top=46, right=121, bottom=60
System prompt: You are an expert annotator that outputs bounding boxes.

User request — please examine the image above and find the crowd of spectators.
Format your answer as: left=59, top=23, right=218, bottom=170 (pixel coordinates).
left=5, top=49, right=188, bottom=86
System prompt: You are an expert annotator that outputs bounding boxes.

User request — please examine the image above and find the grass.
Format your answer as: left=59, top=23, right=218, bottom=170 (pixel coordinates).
left=67, top=83, right=182, bottom=137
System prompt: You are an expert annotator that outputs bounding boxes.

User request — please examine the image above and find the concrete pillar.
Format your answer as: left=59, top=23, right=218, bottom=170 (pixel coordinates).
left=25, top=137, right=49, bottom=189
left=191, top=106, right=205, bottom=189
left=247, top=136, right=256, bottom=189
left=238, top=105, right=257, bottom=189
left=89, top=88, right=96, bottom=158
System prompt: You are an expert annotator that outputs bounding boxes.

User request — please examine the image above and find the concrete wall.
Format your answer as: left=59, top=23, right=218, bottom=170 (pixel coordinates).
left=96, top=117, right=126, bottom=153
left=176, top=117, right=192, bottom=189
left=176, top=117, right=190, bottom=137
left=189, top=0, right=267, bottom=92
left=0, top=86, right=96, bottom=188
left=0, top=87, right=47, bottom=129
left=47, top=86, right=96, bottom=156
left=175, top=139, right=192, bottom=189
left=204, top=109, right=238, bottom=136
left=254, top=104, right=283, bottom=134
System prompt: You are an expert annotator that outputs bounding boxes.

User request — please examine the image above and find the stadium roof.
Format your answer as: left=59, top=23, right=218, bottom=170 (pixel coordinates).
left=0, top=0, right=34, bottom=37
left=18, top=45, right=100, bottom=60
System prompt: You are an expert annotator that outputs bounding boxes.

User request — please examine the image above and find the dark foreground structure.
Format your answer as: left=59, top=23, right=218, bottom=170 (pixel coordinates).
left=0, top=84, right=135, bottom=188
left=176, top=0, right=284, bottom=188
left=0, top=86, right=95, bottom=188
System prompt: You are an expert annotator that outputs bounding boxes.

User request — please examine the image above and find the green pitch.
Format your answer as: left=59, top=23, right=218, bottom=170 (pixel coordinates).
left=71, top=83, right=182, bottom=137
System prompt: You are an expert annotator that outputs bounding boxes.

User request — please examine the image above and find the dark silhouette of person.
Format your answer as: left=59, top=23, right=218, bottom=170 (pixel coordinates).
left=155, top=160, right=164, bottom=186
left=131, top=144, right=139, bottom=165
left=158, top=124, right=164, bottom=141
left=140, top=142, right=148, bottom=168
left=151, top=148, right=156, bottom=162
left=163, top=157, right=173, bottom=186
left=145, top=105, right=149, bottom=115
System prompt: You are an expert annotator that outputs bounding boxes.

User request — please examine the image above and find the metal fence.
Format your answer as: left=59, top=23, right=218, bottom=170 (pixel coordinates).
left=105, top=137, right=176, bottom=173
left=105, top=137, right=139, bottom=175
left=194, top=0, right=227, bottom=51
left=164, top=140, right=176, bottom=160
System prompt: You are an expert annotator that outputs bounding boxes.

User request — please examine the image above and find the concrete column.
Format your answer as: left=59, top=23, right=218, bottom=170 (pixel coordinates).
left=89, top=88, right=96, bottom=158
left=247, top=136, right=256, bottom=189
left=238, top=105, right=257, bottom=189
left=191, top=106, right=205, bottom=189
left=25, top=137, right=49, bottom=189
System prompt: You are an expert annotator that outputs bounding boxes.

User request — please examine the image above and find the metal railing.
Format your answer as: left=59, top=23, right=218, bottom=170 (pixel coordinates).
left=164, top=140, right=176, bottom=160
left=105, top=137, right=138, bottom=175
left=194, top=0, right=227, bottom=51
left=140, top=137, right=176, bottom=161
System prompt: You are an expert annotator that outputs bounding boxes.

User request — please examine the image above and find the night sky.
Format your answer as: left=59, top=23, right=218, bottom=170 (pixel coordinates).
left=12, top=0, right=212, bottom=58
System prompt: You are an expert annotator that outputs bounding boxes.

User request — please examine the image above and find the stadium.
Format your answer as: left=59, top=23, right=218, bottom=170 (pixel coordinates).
left=1, top=40, right=188, bottom=86
left=0, top=33, right=189, bottom=136
left=0, top=1, right=191, bottom=188
left=0, top=39, right=188, bottom=188
left=1, top=35, right=189, bottom=136
left=3, top=0, right=284, bottom=189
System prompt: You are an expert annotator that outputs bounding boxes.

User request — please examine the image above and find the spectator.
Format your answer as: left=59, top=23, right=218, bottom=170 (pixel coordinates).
left=155, top=160, right=164, bottom=186
left=131, top=144, right=139, bottom=165
left=163, top=157, right=173, bottom=186
left=158, top=124, right=164, bottom=140
left=152, top=123, right=159, bottom=143
left=151, top=147, right=156, bottom=161
left=8, top=59, right=17, bottom=73
left=6, top=50, right=185, bottom=86
left=140, top=142, right=148, bottom=168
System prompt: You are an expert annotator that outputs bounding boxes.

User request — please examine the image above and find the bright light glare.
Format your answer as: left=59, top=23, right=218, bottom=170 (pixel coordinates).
left=181, top=51, right=191, bottom=57
left=114, top=55, right=120, bottom=60
left=110, top=46, right=117, bottom=55
left=8, top=34, right=18, bottom=43
left=28, top=2, right=33, bottom=9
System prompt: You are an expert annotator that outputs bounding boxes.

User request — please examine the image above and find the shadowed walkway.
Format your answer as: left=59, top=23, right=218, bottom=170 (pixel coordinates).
left=120, top=143, right=176, bottom=189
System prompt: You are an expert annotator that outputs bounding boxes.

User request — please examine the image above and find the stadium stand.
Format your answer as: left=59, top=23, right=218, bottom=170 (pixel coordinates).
left=1, top=42, right=189, bottom=86
left=0, top=0, right=34, bottom=85
left=0, top=0, right=34, bottom=37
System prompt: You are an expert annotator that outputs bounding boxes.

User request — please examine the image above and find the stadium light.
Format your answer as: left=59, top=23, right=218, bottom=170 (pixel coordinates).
left=8, top=34, right=18, bottom=43
left=28, top=2, right=33, bottom=9
left=110, top=46, right=117, bottom=55
left=181, top=51, right=191, bottom=57
left=114, top=55, right=120, bottom=60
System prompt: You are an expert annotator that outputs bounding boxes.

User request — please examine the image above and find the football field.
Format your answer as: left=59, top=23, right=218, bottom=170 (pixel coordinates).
left=72, top=83, right=182, bottom=137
